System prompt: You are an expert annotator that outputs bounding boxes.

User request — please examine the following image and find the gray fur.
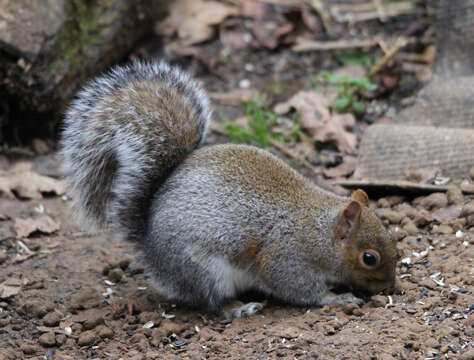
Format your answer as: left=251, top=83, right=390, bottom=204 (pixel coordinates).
left=61, top=61, right=396, bottom=314
left=60, top=60, right=211, bottom=241
left=143, top=145, right=348, bottom=311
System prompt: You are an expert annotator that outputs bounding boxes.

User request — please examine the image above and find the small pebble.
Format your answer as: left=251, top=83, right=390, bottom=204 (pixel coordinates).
left=43, top=312, right=61, bottom=327
left=78, top=330, right=97, bottom=346
left=97, top=325, right=114, bottom=339
left=107, top=268, right=124, bottom=283
left=38, top=332, right=56, bottom=347
left=20, top=343, right=37, bottom=355
left=70, top=288, right=100, bottom=310
left=239, top=79, right=251, bottom=88
left=401, top=257, right=411, bottom=265
left=405, top=307, right=417, bottom=314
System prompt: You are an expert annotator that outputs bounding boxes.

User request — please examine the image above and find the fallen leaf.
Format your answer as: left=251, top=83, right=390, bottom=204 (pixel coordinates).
left=156, top=0, right=239, bottom=45
left=13, top=216, right=60, bottom=238
left=240, top=0, right=265, bottom=20
left=323, top=156, right=357, bottom=178
left=0, top=199, right=31, bottom=221
left=253, top=21, right=294, bottom=49
left=0, top=162, right=64, bottom=200
left=301, top=3, right=322, bottom=33
left=274, top=91, right=357, bottom=153
left=0, top=278, right=22, bottom=299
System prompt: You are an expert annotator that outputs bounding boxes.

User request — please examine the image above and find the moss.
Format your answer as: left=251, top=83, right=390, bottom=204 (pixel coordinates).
left=50, top=0, right=106, bottom=75
left=50, top=0, right=170, bottom=75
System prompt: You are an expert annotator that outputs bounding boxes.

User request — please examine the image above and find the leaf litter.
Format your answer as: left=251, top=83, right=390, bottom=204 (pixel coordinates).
left=0, top=162, right=64, bottom=200
left=274, top=90, right=357, bottom=153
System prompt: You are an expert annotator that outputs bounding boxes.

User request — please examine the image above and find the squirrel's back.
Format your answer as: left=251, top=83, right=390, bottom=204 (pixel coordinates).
left=60, top=61, right=211, bottom=241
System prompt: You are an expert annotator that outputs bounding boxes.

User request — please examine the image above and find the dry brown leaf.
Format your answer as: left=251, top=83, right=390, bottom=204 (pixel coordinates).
left=274, top=91, right=357, bottom=153
left=253, top=21, right=294, bottom=49
left=13, top=216, right=60, bottom=238
left=156, top=0, right=239, bottom=45
left=0, top=278, right=22, bottom=299
left=240, top=0, right=266, bottom=19
left=0, top=161, right=64, bottom=200
left=301, top=3, right=322, bottom=33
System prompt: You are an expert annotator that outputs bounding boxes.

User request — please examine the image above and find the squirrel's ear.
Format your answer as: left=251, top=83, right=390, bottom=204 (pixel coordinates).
left=352, top=189, right=369, bottom=207
left=335, top=200, right=362, bottom=241
left=343, top=200, right=362, bottom=226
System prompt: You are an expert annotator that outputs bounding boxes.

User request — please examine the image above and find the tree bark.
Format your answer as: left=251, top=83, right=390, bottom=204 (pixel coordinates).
left=0, top=0, right=169, bottom=143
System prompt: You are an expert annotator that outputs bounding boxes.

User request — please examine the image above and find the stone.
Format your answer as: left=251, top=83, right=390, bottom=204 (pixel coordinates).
left=77, top=330, right=97, bottom=346
left=446, top=186, right=463, bottom=204
left=418, top=193, right=448, bottom=210
left=97, top=325, right=114, bottom=339
left=38, top=332, right=56, bottom=347
left=107, top=268, right=124, bottom=283
left=43, top=311, right=61, bottom=327
left=70, top=288, right=100, bottom=310
left=461, top=201, right=474, bottom=217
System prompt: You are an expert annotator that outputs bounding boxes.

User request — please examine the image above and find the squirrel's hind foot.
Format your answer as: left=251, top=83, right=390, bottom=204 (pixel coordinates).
left=222, top=300, right=266, bottom=320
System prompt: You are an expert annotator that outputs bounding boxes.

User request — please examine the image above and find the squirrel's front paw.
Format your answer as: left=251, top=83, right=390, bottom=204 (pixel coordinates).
left=320, top=292, right=365, bottom=306
left=223, top=301, right=266, bottom=320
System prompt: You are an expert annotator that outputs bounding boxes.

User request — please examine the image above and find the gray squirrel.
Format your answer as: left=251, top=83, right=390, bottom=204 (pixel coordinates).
left=61, top=61, right=398, bottom=318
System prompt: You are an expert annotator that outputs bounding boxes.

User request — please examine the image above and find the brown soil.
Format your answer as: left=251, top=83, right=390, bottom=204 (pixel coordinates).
left=0, top=162, right=473, bottom=360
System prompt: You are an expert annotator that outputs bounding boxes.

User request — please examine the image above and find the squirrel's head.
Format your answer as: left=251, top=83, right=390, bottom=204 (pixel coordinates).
left=333, top=189, right=398, bottom=295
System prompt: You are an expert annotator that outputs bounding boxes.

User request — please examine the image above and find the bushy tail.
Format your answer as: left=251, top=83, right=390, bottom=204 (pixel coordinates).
left=60, top=61, right=211, bottom=241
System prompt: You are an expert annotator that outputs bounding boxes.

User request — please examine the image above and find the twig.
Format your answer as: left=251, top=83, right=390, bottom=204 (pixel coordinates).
left=369, top=37, right=408, bottom=76
left=225, top=0, right=301, bottom=7
left=292, top=38, right=378, bottom=52
left=372, top=0, right=387, bottom=22
left=210, top=123, right=322, bottom=176
left=330, top=1, right=416, bottom=23
left=260, top=0, right=302, bottom=7
left=17, top=240, right=34, bottom=255
left=305, top=0, right=333, bottom=34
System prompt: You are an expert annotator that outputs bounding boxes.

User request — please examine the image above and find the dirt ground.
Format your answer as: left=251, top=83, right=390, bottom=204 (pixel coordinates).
left=0, top=159, right=473, bottom=360
left=1, top=1, right=474, bottom=359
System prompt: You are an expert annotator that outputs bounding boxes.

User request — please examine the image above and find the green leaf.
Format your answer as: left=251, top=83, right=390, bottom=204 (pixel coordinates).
left=333, top=96, right=351, bottom=111
left=352, top=101, right=365, bottom=113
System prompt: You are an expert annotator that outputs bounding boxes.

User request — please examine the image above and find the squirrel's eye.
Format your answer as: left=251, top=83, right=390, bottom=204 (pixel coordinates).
left=363, top=252, right=376, bottom=266
left=359, top=250, right=380, bottom=269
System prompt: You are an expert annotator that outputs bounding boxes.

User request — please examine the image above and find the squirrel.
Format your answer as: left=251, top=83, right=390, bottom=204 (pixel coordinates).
left=60, top=61, right=398, bottom=318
